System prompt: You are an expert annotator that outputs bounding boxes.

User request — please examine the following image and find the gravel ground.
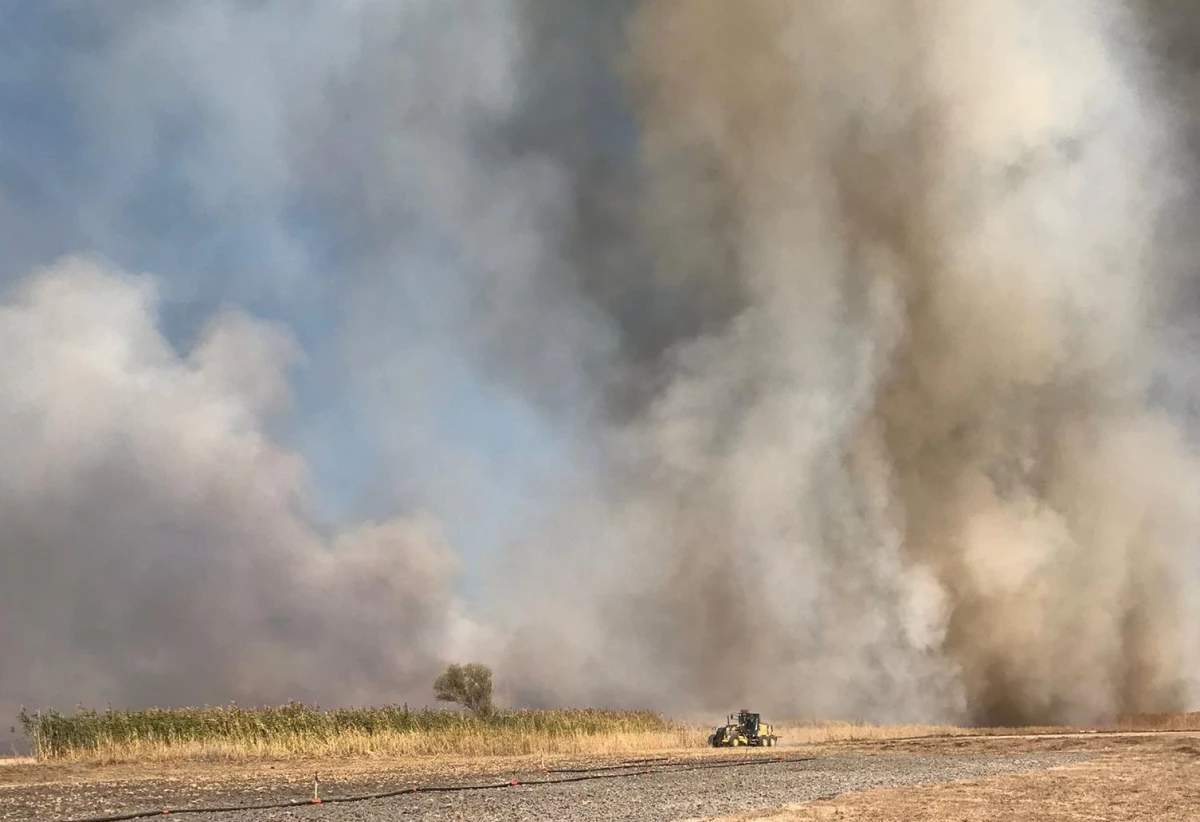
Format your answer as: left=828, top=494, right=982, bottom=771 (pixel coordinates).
left=173, top=752, right=1092, bottom=822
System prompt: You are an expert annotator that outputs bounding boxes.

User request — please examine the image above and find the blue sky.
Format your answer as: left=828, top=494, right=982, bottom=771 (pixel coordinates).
left=0, top=2, right=614, bottom=600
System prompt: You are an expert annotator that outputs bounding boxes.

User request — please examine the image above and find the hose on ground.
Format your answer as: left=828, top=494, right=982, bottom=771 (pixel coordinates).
left=543, top=755, right=671, bottom=773
left=51, top=753, right=814, bottom=822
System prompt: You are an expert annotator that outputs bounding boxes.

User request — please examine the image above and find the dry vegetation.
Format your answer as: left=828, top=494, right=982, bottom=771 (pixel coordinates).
left=771, top=711, right=1200, bottom=746
left=21, top=702, right=1200, bottom=766
left=1113, top=711, right=1200, bottom=731
left=768, top=722, right=973, bottom=746
left=20, top=708, right=979, bottom=764
left=19, top=704, right=705, bottom=763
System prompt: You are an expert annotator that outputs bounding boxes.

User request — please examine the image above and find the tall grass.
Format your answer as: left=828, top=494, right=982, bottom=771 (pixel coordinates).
left=769, top=720, right=976, bottom=745
left=1113, top=712, right=1200, bottom=731
left=35, top=704, right=1191, bottom=764
left=775, top=713, right=1200, bottom=742
left=19, top=703, right=703, bottom=763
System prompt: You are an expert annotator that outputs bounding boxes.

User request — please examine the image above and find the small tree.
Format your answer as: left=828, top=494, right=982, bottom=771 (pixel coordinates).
left=434, top=662, right=494, bottom=717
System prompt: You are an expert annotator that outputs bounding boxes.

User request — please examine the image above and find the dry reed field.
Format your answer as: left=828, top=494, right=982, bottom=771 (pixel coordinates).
left=771, top=711, right=1200, bottom=746
left=19, top=703, right=705, bottom=763
left=19, top=707, right=994, bottom=764
left=24, top=702, right=1200, bottom=766
left=1112, top=711, right=1200, bottom=731
left=768, top=722, right=973, bottom=746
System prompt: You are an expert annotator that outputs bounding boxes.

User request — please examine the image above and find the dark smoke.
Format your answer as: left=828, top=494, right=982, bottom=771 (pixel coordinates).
left=3, top=0, right=1200, bottom=728
left=494, top=0, right=1200, bottom=725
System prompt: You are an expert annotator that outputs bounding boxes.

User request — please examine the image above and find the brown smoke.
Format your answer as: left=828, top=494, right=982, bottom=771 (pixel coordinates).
left=496, top=0, right=1200, bottom=725
left=5, top=0, right=1200, bottom=729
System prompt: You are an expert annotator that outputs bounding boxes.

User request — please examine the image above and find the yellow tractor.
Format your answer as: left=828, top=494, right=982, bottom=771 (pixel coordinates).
left=708, top=709, right=779, bottom=747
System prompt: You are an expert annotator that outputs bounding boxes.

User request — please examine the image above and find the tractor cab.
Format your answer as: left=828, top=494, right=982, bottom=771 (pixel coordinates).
left=737, top=709, right=761, bottom=736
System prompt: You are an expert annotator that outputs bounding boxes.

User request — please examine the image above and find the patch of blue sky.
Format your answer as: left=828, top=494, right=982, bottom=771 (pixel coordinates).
left=0, top=11, right=96, bottom=279
left=0, top=1, right=624, bottom=601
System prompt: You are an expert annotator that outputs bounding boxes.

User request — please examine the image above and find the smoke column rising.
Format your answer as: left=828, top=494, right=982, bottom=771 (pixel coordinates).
left=3, top=0, right=1200, bottom=728
left=0, top=256, right=484, bottom=710
left=497, top=0, right=1200, bottom=726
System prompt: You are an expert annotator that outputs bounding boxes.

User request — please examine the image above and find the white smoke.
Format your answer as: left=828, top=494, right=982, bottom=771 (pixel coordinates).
left=4, top=0, right=1200, bottom=728
left=0, top=255, right=484, bottom=710
left=494, top=0, right=1200, bottom=725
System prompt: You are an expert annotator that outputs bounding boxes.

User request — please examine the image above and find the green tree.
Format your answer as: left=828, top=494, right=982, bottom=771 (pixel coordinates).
left=433, top=662, right=494, bottom=717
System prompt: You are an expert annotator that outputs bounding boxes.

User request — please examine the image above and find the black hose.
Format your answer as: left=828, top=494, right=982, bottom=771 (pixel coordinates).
left=543, top=755, right=671, bottom=773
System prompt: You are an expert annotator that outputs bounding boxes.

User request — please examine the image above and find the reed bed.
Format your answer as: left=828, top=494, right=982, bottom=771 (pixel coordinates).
left=1113, top=712, right=1200, bottom=731
left=29, top=704, right=1198, bottom=764
left=769, top=720, right=976, bottom=745
left=19, top=704, right=702, bottom=763
left=775, top=713, right=1200, bottom=743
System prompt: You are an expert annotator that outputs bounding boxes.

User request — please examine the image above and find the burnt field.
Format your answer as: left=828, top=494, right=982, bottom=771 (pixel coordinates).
left=6, top=732, right=1199, bottom=822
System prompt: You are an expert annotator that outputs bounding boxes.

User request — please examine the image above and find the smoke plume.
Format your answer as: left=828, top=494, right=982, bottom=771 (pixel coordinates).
left=497, top=0, right=1200, bottom=726
left=3, top=0, right=1200, bottom=728
left=0, top=256, right=482, bottom=709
